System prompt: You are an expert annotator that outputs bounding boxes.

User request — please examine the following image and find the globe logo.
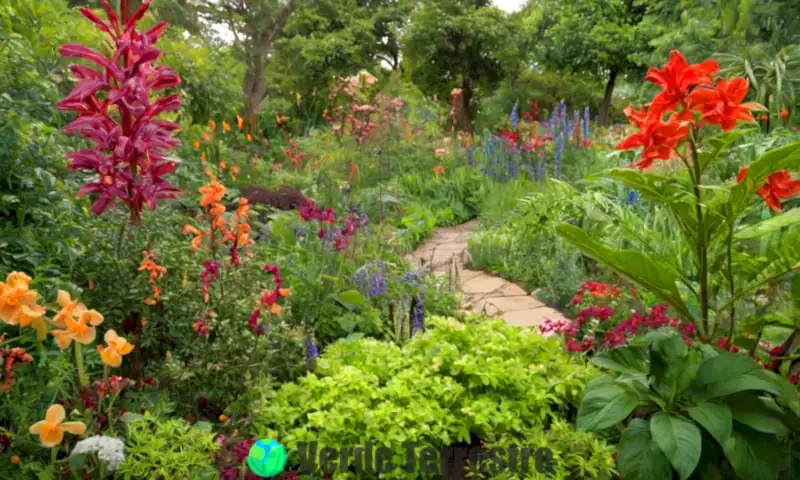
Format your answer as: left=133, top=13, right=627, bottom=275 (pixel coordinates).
left=247, top=439, right=287, bottom=478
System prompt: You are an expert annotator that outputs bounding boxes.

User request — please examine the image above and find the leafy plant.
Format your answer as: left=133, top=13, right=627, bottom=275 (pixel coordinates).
left=577, top=330, right=800, bottom=479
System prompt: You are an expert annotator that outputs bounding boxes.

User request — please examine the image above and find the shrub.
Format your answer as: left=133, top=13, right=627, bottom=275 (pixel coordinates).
left=251, top=316, right=614, bottom=479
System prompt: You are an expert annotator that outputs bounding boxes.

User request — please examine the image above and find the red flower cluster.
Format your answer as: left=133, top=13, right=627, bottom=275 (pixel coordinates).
left=299, top=199, right=364, bottom=251
left=249, top=265, right=290, bottom=336
left=58, top=0, right=181, bottom=223
left=284, top=138, right=307, bottom=172
left=497, top=126, right=520, bottom=146
left=571, top=281, right=621, bottom=305
left=617, top=51, right=763, bottom=169
left=575, top=305, right=615, bottom=325
left=522, top=100, right=539, bottom=122
left=1, top=346, right=33, bottom=392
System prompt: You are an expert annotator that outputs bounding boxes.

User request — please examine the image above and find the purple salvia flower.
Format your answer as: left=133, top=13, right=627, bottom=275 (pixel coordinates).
left=306, top=337, right=319, bottom=363
left=411, top=293, right=425, bottom=334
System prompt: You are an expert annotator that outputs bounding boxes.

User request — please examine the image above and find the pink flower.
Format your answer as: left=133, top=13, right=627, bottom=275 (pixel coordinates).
left=435, top=148, right=447, bottom=157
left=59, top=0, right=181, bottom=223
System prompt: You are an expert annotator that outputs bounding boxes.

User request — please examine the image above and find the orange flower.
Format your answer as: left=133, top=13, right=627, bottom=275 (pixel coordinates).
left=88, top=279, right=95, bottom=291
left=202, top=133, right=211, bottom=142
left=219, top=161, right=227, bottom=170
left=193, top=140, right=200, bottom=149
left=433, top=164, right=445, bottom=178
left=435, top=148, right=447, bottom=157
left=231, top=164, right=240, bottom=175
left=246, top=134, right=253, bottom=142
left=138, top=251, right=167, bottom=305
left=219, top=414, right=229, bottom=422
left=780, top=109, right=789, bottom=118
left=0, top=272, right=48, bottom=339
left=760, top=114, right=769, bottom=121
left=190, top=235, right=204, bottom=252
left=278, top=288, right=290, bottom=297
left=208, top=120, right=217, bottom=132
left=199, top=179, right=225, bottom=207
left=223, top=121, right=231, bottom=132
left=738, top=166, right=800, bottom=212
left=234, top=198, right=250, bottom=219
left=201, top=152, right=207, bottom=163
left=688, top=78, right=764, bottom=131
left=97, top=329, right=134, bottom=367
left=51, top=295, right=103, bottom=349
left=615, top=105, right=689, bottom=169
left=236, top=115, right=244, bottom=130
left=29, top=404, right=86, bottom=447
left=296, top=91, right=302, bottom=106
left=11, top=456, right=20, bottom=464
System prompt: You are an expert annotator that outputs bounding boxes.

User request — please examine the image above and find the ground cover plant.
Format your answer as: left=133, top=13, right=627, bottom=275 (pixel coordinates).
left=2, top=0, right=800, bottom=479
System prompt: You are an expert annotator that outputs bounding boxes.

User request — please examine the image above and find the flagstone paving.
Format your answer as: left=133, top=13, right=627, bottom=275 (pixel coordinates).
left=406, top=221, right=570, bottom=329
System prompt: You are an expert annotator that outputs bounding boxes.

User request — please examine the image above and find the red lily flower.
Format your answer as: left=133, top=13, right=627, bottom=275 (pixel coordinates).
left=688, top=78, right=764, bottom=131
left=616, top=106, right=689, bottom=169
left=58, top=0, right=181, bottom=224
left=738, top=166, right=800, bottom=212
left=646, top=50, right=719, bottom=116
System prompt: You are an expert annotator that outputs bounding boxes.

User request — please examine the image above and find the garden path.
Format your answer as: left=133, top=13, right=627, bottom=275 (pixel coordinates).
left=406, top=221, right=570, bottom=329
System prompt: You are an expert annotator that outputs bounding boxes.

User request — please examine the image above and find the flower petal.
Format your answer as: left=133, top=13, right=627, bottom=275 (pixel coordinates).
left=45, top=404, right=65, bottom=424
left=39, top=427, right=64, bottom=448
left=29, top=420, right=47, bottom=434
left=60, top=422, right=86, bottom=435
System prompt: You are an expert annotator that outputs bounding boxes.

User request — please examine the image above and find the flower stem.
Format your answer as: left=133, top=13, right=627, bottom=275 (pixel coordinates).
left=688, top=133, right=709, bottom=336
left=726, top=224, right=736, bottom=345
left=51, top=445, right=58, bottom=464
left=74, top=343, right=88, bottom=387
left=103, top=365, right=109, bottom=383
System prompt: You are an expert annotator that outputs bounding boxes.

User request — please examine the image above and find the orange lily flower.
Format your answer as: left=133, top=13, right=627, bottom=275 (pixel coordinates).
left=688, top=78, right=764, bottom=131
left=738, top=166, right=800, bottom=212
left=199, top=179, right=225, bottom=207
left=780, top=109, right=789, bottom=118
left=201, top=152, right=207, bottom=164
left=616, top=105, right=689, bottom=169
left=52, top=290, right=102, bottom=329
left=236, top=115, right=244, bottom=129
left=433, top=164, right=445, bottom=178
left=219, top=160, right=227, bottom=170
left=97, top=329, right=134, bottom=367
left=348, top=163, right=359, bottom=183
left=231, top=164, right=240, bottom=176
left=193, top=140, right=200, bottom=149
left=202, top=133, right=211, bottom=142
left=646, top=50, right=719, bottom=116
left=208, top=120, right=217, bottom=132
left=246, top=134, right=252, bottom=142
left=29, top=404, right=86, bottom=447
left=51, top=304, right=103, bottom=349
left=223, top=121, right=231, bottom=132
left=0, top=272, right=47, bottom=339
left=139, top=251, right=167, bottom=305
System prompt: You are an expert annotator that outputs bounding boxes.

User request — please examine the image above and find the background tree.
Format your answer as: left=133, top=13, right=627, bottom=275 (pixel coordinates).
left=198, top=0, right=295, bottom=131
left=403, top=0, right=520, bottom=131
left=530, top=0, right=651, bottom=124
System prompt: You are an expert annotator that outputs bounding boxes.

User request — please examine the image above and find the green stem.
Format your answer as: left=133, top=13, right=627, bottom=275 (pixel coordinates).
left=114, top=218, right=127, bottom=262
left=726, top=224, right=736, bottom=345
left=688, top=133, right=709, bottom=336
left=51, top=445, right=58, bottom=464
left=74, top=343, right=88, bottom=387
left=103, top=365, right=109, bottom=382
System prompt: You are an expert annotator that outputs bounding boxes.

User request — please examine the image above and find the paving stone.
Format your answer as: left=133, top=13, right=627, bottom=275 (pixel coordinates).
left=429, top=248, right=461, bottom=266
left=461, top=274, right=506, bottom=295
left=495, top=283, right=528, bottom=297
left=459, top=269, right=484, bottom=283
left=485, top=295, right=545, bottom=312
left=472, top=298, right=501, bottom=316
left=501, top=308, right=566, bottom=328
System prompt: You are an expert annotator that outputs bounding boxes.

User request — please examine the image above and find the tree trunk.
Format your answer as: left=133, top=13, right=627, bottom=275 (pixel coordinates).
left=461, top=77, right=473, bottom=133
left=599, top=69, right=618, bottom=126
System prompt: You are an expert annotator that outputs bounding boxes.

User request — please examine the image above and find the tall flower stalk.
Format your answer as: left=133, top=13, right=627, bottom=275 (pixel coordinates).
left=58, top=0, right=181, bottom=226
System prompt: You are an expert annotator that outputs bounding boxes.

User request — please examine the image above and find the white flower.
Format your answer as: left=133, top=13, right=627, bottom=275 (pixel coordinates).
left=71, top=435, right=125, bottom=471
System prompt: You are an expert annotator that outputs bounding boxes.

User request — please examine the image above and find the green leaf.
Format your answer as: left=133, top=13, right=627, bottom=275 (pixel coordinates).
left=735, top=208, right=800, bottom=239
left=120, top=412, right=145, bottom=424
left=576, top=374, right=646, bottom=431
left=695, top=355, right=786, bottom=400
left=725, top=394, right=791, bottom=435
left=650, top=413, right=702, bottom=480
left=617, top=419, right=673, bottom=480
left=590, top=345, right=648, bottom=376
left=687, top=403, right=733, bottom=446
left=792, top=273, right=800, bottom=309
left=194, top=421, right=214, bottom=433
left=739, top=141, right=800, bottom=186
left=695, top=352, right=759, bottom=389
left=723, top=432, right=782, bottom=480
left=556, top=224, right=694, bottom=321
left=334, top=290, right=366, bottom=310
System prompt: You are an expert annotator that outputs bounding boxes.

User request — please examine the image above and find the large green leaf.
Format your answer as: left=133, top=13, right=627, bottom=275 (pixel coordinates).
left=576, top=374, right=646, bottom=432
left=650, top=413, right=702, bottom=480
left=334, top=290, right=367, bottom=310
left=695, top=352, right=759, bottom=389
left=617, top=419, right=673, bottom=480
left=556, top=224, right=694, bottom=321
left=739, top=141, right=800, bottom=185
left=687, top=403, right=732, bottom=446
left=590, top=345, right=648, bottom=376
left=725, top=394, right=791, bottom=435
left=722, top=432, right=782, bottom=480
left=735, top=208, right=800, bottom=239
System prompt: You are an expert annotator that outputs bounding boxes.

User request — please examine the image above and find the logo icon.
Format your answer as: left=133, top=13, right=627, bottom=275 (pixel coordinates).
left=247, top=439, right=287, bottom=478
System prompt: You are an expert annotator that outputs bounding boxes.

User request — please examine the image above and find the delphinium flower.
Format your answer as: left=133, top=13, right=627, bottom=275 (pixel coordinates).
left=509, top=101, right=519, bottom=130
left=71, top=436, right=125, bottom=471
left=368, top=262, right=387, bottom=297
left=583, top=106, right=590, bottom=139
left=554, top=131, right=564, bottom=179
left=627, top=190, right=638, bottom=205
left=354, top=270, right=369, bottom=297
left=58, top=0, right=181, bottom=225
left=508, top=158, right=519, bottom=179
left=306, top=336, right=319, bottom=364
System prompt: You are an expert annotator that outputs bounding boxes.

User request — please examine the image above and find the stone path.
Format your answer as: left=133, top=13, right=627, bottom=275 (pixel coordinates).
left=406, top=221, right=570, bottom=329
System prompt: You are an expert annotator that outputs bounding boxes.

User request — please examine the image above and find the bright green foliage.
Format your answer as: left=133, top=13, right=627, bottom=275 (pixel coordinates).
left=253, top=316, right=613, bottom=478
left=403, top=0, right=521, bottom=127
left=118, top=414, right=219, bottom=479
left=577, top=330, right=800, bottom=479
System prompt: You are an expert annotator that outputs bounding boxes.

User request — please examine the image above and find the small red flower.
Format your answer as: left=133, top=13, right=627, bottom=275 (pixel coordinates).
left=738, top=166, right=800, bottom=212
left=645, top=50, right=719, bottom=115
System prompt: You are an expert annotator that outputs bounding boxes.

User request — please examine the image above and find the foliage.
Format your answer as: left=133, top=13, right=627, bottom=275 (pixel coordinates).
left=252, top=316, right=614, bottom=479
left=117, top=413, right=219, bottom=479
left=577, top=330, right=800, bottom=479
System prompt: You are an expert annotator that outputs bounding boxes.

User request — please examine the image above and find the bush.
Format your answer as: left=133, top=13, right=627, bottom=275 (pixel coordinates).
left=251, top=316, right=614, bottom=479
